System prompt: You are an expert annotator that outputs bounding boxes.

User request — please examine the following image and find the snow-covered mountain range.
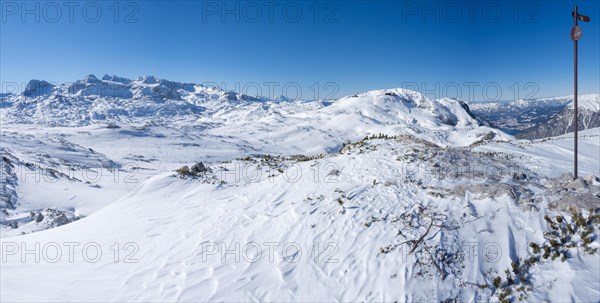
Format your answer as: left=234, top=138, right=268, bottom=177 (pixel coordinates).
left=1, top=75, right=509, bottom=148
left=516, top=95, right=600, bottom=140
left=469, top=95, right=600, bottom=136
left=1, top=75, right=599, bottom=302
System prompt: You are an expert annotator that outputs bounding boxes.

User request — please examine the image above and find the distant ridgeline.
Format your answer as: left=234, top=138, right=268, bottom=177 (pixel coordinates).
left=469, top=94, right=600, bottom=139
left=3, top=74, right=598, bottom=140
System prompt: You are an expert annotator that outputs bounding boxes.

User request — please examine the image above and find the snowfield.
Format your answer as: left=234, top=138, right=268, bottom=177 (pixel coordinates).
left=1, top=76, right=599, bottom=302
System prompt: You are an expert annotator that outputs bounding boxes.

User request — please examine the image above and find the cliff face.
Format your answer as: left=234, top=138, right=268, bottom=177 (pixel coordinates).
left=516, top=97, right=600, bottom=140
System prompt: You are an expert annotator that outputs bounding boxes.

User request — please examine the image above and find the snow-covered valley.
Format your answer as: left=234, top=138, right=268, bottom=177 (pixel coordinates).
left=1, top=76, right=599, bottom=302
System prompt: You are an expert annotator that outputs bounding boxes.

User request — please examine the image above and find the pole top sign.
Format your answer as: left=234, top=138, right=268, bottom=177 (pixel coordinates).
left=571, top=6, right=589, bottom=41
left=572, top=11, right=591, bottom=23
left=571, top=25, right=582, bottom=41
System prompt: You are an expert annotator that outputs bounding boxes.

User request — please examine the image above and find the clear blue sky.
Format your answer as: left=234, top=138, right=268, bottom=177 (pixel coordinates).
left=1, top=0, right=599, bottom=102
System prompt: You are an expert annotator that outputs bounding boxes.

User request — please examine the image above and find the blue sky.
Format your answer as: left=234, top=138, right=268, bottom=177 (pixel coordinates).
left=1, top=0, right=599, bottom=102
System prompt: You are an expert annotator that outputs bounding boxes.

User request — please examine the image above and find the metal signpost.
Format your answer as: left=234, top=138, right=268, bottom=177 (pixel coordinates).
left=570, top=5, right=590, bottom=179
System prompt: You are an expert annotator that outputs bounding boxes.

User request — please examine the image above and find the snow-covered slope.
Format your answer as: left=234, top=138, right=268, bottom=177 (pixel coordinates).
left=1, top=77, right=508, bottom=237
left=1, top=75, right=599, bottom=302
left=1, top=130, right=599, bottom=302
left=207, top=88, right=508, bottom=156
left=570, top=94, right=600, bottom=111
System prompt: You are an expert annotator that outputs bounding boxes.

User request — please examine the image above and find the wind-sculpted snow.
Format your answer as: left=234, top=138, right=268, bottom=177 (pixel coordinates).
left=1, top=133, right=598, bottom=302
